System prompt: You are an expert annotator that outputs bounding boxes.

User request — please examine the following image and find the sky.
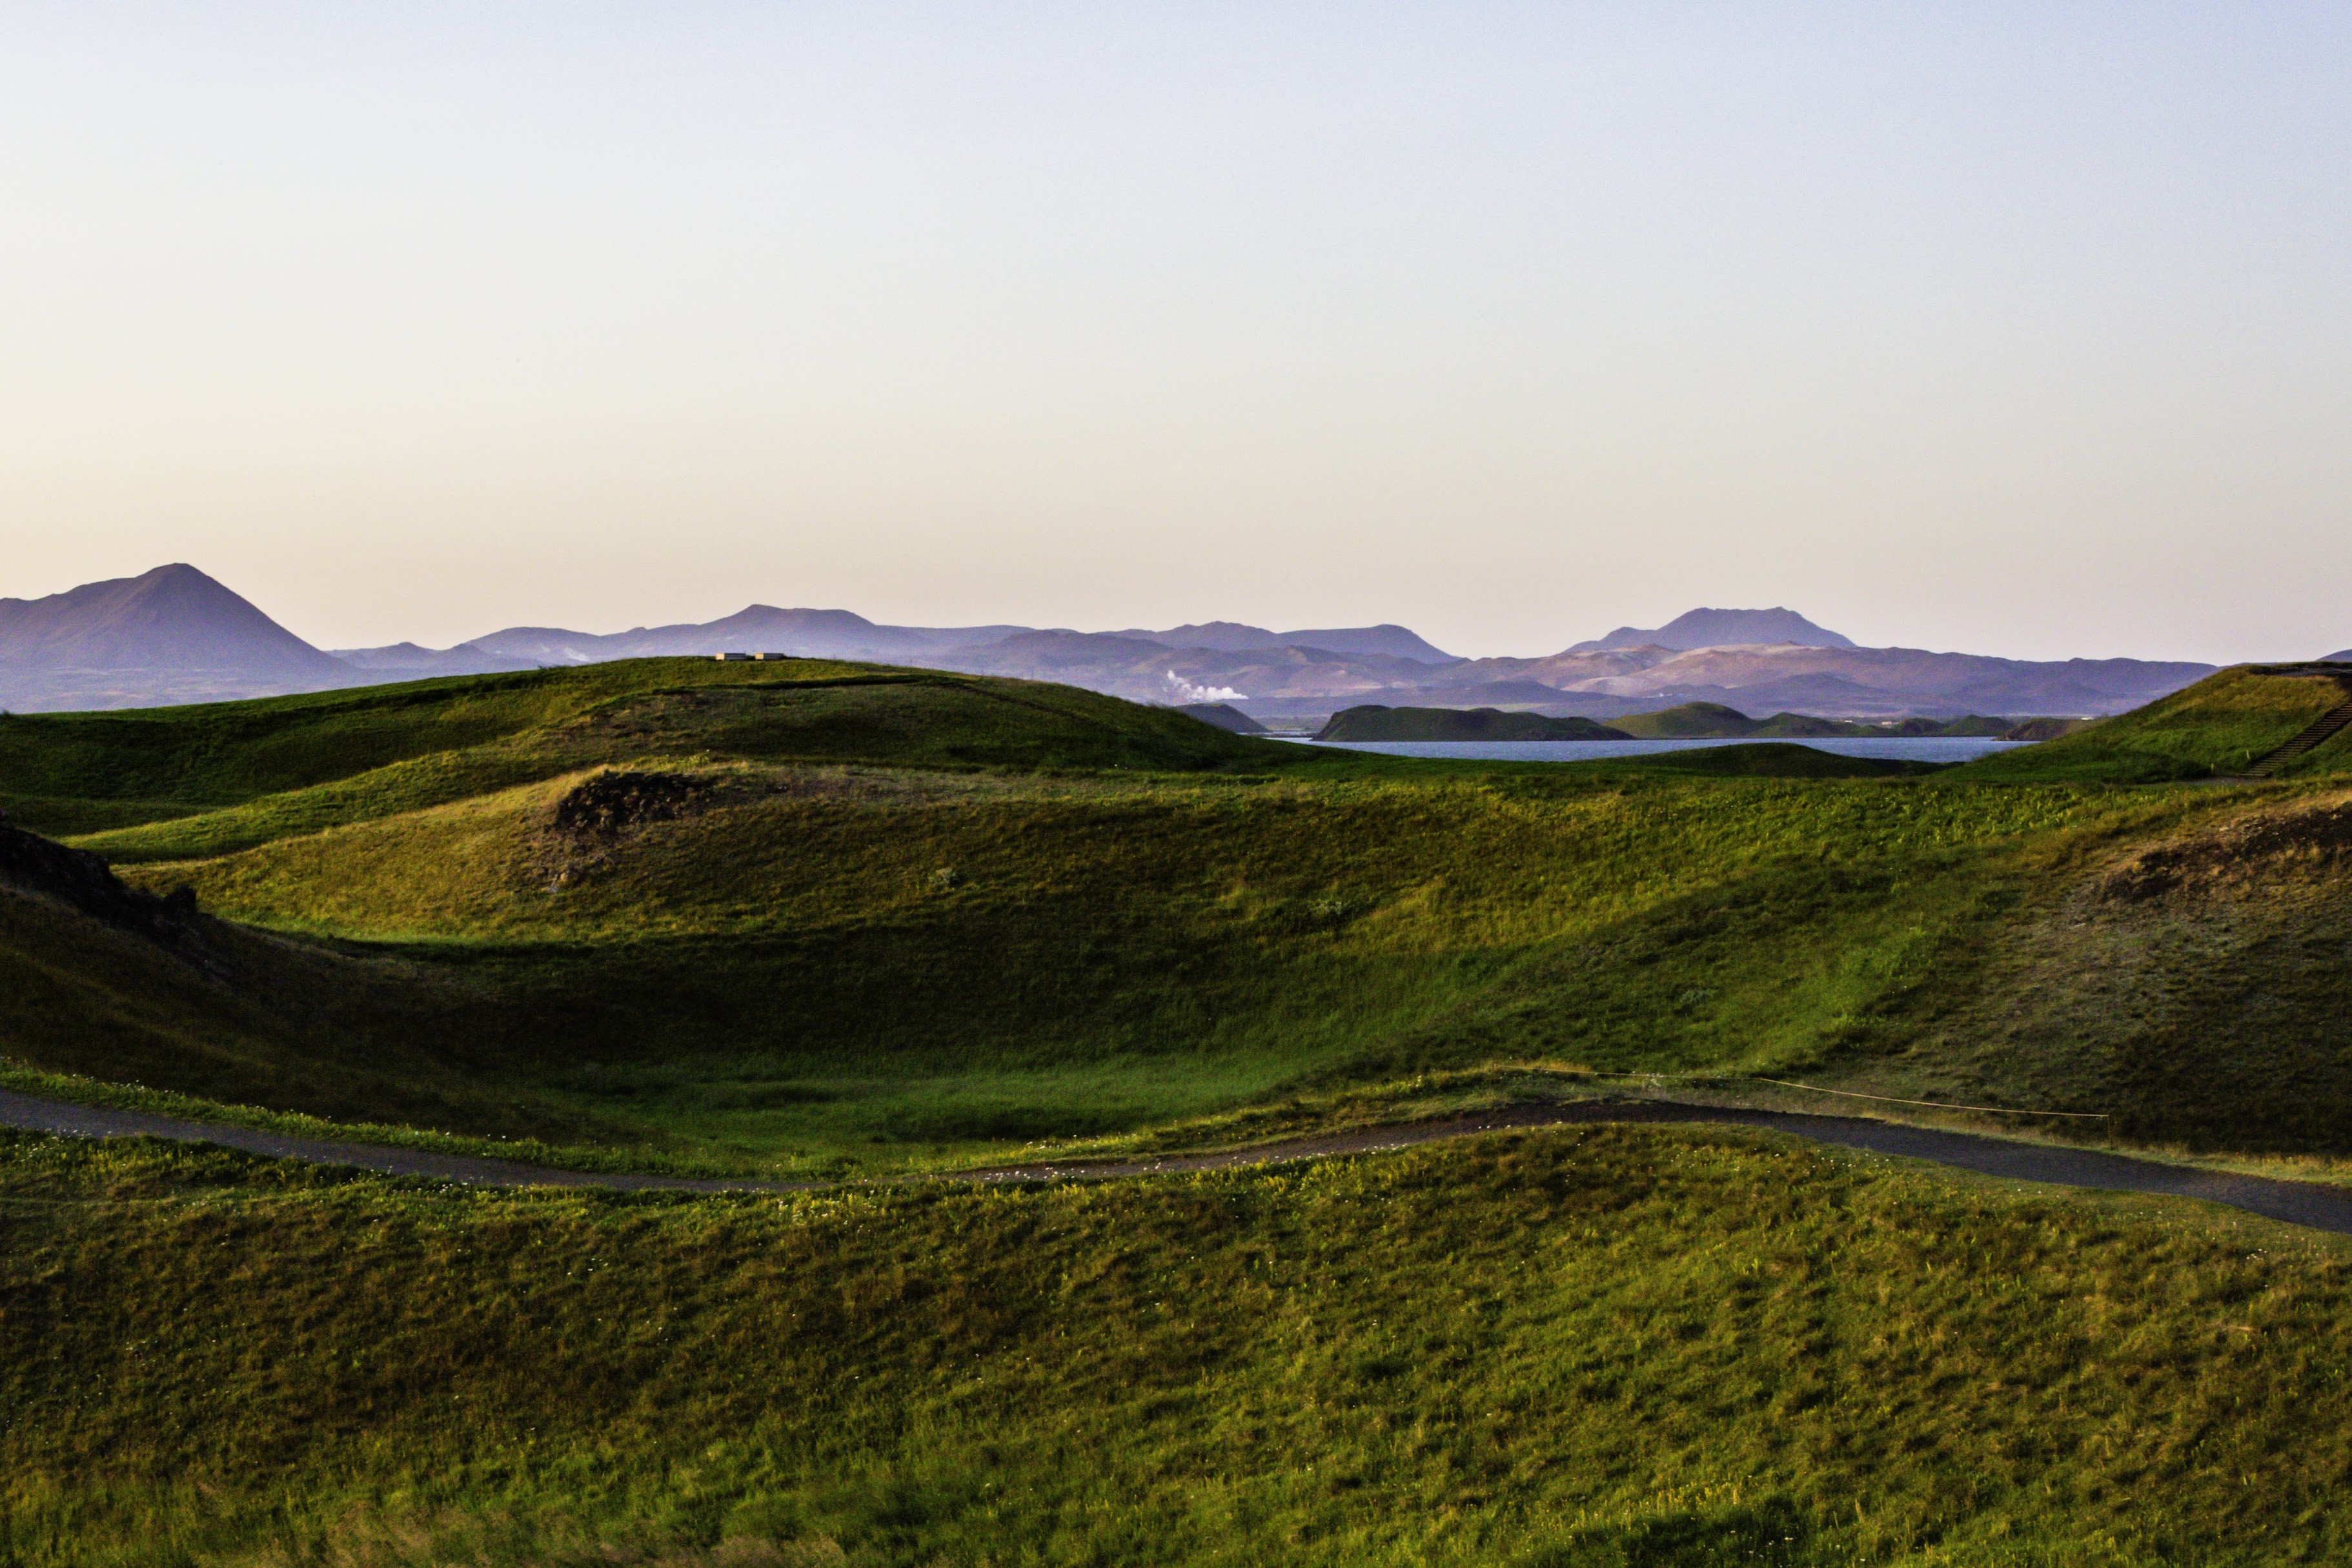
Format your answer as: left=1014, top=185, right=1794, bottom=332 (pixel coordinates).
left=3, top=3, right=2347, bottom=663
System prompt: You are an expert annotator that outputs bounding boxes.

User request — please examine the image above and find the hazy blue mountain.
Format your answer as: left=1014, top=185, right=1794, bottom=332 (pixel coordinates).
left=1131, top=621, right=1283, bottom=652
left=0, top=564, right=361, bottom=711
left=0, top=564, right=347, bottom=677
left=1275, top=625, right=1458, bottom=662
left=465, top=608, right=1032, bottom=664
left=0, top=567, right=2216, bottom=720
left=449, top=627, right=617, bottom=665
left=1135, top=621, right=1457, bottom=661
left=465, top=610, right=1460, bottom=667
left=1440, top=643, right=2213, bottom=721
left=938, top=630, right=1175, bottom=672
left=1572, top=607, right=1856, bottom=652
left=331, top=642, right=539, bottom=676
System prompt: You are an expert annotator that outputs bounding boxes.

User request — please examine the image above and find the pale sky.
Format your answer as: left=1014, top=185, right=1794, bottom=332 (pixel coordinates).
left=4, top=3, right=2347, bottom=661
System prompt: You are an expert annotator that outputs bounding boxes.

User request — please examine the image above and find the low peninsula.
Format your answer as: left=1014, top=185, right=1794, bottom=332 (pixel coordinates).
left=1314, top=706, right=1634, bottom=741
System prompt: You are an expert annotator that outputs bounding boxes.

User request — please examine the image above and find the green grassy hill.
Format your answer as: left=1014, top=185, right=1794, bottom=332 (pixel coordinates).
left=0, top=845, right=658, bottom=1151
left=1608, top=701, right=1760, bottom=737
left=5, top=750, right=2074, bottom=1170
left=4, top=658, right=2352, bottom=1176
left=14, top=657, right=2352, bottom=1563
left=1955, top=665, right=2352, bottom=783
left=1995, top=715, right=2093, bottom=743
left=0, top=658, right=1281, bottom=849
left=1572, top=741, right=1943, bottom=778
left=1821, top=782, right=2352, bottom=1151
left=9, top=1122, right=2352, bottom=1568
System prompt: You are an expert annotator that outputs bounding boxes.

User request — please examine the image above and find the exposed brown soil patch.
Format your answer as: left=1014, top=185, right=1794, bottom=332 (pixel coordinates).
left=2102, top=799, right=2352, bottom=902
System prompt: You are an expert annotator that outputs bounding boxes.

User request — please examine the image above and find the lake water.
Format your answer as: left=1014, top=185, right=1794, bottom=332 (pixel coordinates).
left=1275, top=736, right=2031, bottom=763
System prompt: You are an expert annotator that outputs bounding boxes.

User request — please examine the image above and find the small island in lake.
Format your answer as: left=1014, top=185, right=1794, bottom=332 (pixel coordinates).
left=1314, top=706, right=1634, bottom=741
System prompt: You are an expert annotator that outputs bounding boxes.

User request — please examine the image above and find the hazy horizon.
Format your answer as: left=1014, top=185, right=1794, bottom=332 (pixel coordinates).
left=6, top=5, right=2349, bottom=664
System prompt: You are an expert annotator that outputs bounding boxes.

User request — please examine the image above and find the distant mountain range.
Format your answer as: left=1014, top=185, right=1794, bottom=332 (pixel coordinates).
left=0, top=564, right=357, bottom=710
left=1570, top=607, right=1856, bottom=653
left=1110, top=621, right=1457, bottom=662
left=0, top=563, right=2267, bottom=720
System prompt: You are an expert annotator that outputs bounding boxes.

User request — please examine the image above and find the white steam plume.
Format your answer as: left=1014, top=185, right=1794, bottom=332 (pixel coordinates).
left=1164, top=670, right=1248, bottom=704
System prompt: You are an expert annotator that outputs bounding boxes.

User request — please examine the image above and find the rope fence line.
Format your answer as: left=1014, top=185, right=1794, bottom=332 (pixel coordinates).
left=1561, top=1067, right=2109, bottom=1121
left=1743, top=1077, right=2111, bottom=1120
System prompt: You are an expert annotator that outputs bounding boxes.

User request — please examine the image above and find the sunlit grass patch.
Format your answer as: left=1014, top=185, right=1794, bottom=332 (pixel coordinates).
left=6, top=1123, right=2351, bottom=1565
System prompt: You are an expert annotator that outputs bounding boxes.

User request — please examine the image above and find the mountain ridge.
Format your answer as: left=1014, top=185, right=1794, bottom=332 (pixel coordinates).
left=0, top=565, right=349, bottom=677
left=1571, top=607, right=1857, bottom=652
left=0, top=565, right=2220, bottom=719
left=1125, top=621, right=1458, bottom=662
left=0, top=565, right=361, bottom=710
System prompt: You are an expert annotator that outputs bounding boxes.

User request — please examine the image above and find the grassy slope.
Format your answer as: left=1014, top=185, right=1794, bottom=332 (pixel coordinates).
left=0, top=658, right=1283, bottom=854
left=0, top=879, right=652, bottom=1149
left=8, top=1123, right=2351, bottom=1568
left=0, top=662, right=1303, bottom=1166
left=5, top=662, right=2352, bottom=1171
left=1954, top=665, right=2352, bottom=783
left=65, top=762, right=2107, bottom=1169
left=12, top=663, right=2352, bottom=1565
left=1810, top=782, right=2352, bottom=1152
left=1608, top=702, right=1762, bottom=738
left=1580, top=741, right=1944, bottom=778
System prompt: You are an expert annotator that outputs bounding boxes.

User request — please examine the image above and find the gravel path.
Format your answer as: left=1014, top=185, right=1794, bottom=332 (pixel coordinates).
left=6, top=1088, right=2351, bottom=1234
left=0, top=1091, right=758, bottom=1192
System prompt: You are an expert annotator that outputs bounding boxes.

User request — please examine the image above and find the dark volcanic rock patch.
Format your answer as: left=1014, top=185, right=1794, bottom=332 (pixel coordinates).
left=0, top=812, right=225, bottom=974
left=543, top=770, right=720, bottom=890
left=553, top=771, right=713, bottom=837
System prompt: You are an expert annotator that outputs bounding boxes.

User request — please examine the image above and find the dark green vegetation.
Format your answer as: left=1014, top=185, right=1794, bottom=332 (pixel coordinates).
left=1174, top=701, right=1266, bottom=734
left=1610, top=703, right=2017, bottom=740
left=1567, top=741, right=1944, bottom=779
left=11, top=1122, right=2352, bottom=1567
left=4, top=657, right=2352, bottom=1175
left=1315, top=706, right=1632, bottom=741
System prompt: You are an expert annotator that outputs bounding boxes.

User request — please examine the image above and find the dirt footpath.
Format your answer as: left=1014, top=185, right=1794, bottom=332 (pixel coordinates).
left=6, top=1089, right=2350, bottom=1235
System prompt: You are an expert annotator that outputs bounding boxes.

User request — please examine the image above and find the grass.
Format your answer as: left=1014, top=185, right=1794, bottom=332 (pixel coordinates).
left=1953, top=664, right=2352, bottom=783
left=0, top=869, right=616, bottom=1145
left=1807, top=782, right=2352, bottom=1153
left=3, top=659, right=2351, bottom=1176
left=45, top=762, right=2107, bottom=1172
left=0, top=658, right=1286, bottom=847
left=13, top=661, right=2352, bottom=1562
left=10, top=1121, right=2352, bottom=1567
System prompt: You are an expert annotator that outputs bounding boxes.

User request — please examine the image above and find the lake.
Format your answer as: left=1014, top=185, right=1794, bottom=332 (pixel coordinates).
left=1276, top=736, right=2031, bottom=763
